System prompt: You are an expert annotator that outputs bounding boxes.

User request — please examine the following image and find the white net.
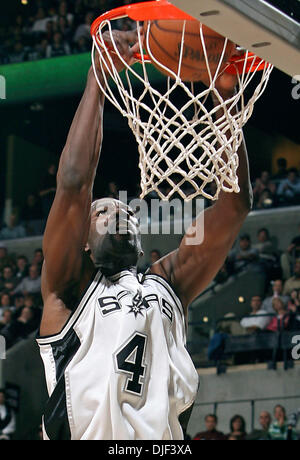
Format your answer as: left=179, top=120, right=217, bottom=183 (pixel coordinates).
left=91, top=17, right=273, bottom=201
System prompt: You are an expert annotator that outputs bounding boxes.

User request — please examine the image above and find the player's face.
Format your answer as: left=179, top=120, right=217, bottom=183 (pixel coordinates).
left=88, top=198, right=142, bottom=275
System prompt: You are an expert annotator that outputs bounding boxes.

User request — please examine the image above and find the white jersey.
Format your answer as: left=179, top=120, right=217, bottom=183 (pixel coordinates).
left=37, top=269, right=199, bottom=440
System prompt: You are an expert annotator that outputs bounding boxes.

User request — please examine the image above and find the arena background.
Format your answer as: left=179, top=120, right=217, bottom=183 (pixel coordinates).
left=0, top=0, right=299, bottom=441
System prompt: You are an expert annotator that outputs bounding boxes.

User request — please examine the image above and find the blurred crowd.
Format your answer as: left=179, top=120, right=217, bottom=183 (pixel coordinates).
left=192, top=405, right=300, bottom=441
left=0, top=0, right=136, bottom=65
left=251, top=158, right=300, bottom=210
left=0, top=245, right=43, bottom=349
left=205, top=224, right=300, bottom=365
left=0, top=158, right=300, bottom=241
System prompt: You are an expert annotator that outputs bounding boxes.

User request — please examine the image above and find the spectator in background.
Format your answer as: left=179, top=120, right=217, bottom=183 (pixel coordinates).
left=0, top=266, right=18, bottom=296
left=283, top=259, right=300, bottom=295
left=0, top=294, right=14, bottom=321
left=246, top=411, right=272, bottom=440
left=31, top=7, right=48, bottom=34
left=36, top=38, right=49, bottom=60
left=20, top=193, right=44, bottom=236
left=46, top=5, right=58, bottom=23
left=216, top=312, right=246, bottom=337
left=9, top=41, right=27, bottom=63
left=255, top=188, right=275, bottom=210
left=106, top=181, right=119, bottom=200
left=28, top=37, right=49, bottom=61
left=15, top=255, right=29, bottom=281
left=214, top=262, right=230, bottom=284
left=228, top=234, right=260, bottom=273
left=57, top=15, right=72, bottom=42
left=280, top=226, right=300, bottom=280
left=253, top=171, right=276, bottom=207
left=266, top=297, right=290, bottom=332
left=58, top=1, right=74, bottom=27
left=253, top=228, right=277, bottom=275
left=0, top=308, right=13, bottom=333
left=39, top=163, right=57, bottom=219
left=272, top=157, right=288, bottom=180
left=44, top=20, right=55, bottom=43
left=262, top=279, right=289, bottom=314
left=1, top=306, right=37, bottom=348
left=73, top=35, right=90, bottom=54
left=0, top=212, right=26, bottom=240
left=277, top=168, right=300, bottom=205
left=193, top=414, right=226, bottom=440
left=74, top=0, right=86, bottom=17
left=240, top=295, right=270, bottom=333
left=268, top=405, right=298, bottom=440
left=23, top=294, right=37, bottom=310
left=13, top=294, right=25, bottom=319
left=46, top=31, right=71, bottom=58
left=14, top=14, right=29, bottom=35
left=253, top=228, right=275, bottom=255
left=32, top=249, right=44, bottom=270
left=13, top=264, right=41, bottom=296
left=227, top=415, right=247, bottom=440
left=36, top=423, right=44, bottom=441
left=287, top=289, right=300, bottom=330
left=73, top=11, right=94, bottom=44
left=0, top=389, right=16, bottom=440
left=0, top=245, right=13, bottom=272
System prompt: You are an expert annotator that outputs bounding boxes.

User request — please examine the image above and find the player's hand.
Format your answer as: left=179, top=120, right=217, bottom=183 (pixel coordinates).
left=215, top=72, right=238, bottom=97
left=214, top=48, right=244, bottom=98
left=95, top=28, right=142, bottom=74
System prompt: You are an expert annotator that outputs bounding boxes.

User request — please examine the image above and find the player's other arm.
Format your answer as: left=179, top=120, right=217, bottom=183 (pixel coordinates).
left=151, top=74, right=253, bottom=311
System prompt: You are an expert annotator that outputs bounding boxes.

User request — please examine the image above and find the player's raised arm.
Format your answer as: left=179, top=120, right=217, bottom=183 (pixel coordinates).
left=151, top=73, right=253, bottom=311
left=40, top=67, right=105, bottom=331
left=40, top=30, right=142, bottom=336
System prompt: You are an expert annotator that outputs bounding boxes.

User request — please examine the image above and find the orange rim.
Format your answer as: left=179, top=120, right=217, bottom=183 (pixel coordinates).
left=90, top=0, right=196, bottom=37
left=91, top=0, right=268, bottom=75
left=226, top=52, right=268, bottom=74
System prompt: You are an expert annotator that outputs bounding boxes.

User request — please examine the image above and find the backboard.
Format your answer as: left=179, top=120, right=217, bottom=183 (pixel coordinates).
left=169, top=0, right=300, bottom=78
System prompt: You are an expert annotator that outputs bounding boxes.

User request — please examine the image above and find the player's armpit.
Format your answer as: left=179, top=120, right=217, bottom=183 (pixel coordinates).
left=40, top=250, right=95, bottom=337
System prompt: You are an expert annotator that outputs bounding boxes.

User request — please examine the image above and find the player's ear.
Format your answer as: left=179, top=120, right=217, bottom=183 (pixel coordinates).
left=85, top=242, right=90, bottom=252
left=139, top=250, right=144, bottom=258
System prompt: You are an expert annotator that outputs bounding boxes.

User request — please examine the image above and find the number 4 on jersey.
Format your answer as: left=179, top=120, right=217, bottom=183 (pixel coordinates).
left=114, top=333, right=147, bottom=396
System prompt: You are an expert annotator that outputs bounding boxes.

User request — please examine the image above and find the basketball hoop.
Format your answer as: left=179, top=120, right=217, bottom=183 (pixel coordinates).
left=91, top=0, right=273, bottom=201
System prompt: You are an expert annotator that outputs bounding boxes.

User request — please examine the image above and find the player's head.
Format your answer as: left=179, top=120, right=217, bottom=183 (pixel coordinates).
left=87, top=198, right=143, bottom=276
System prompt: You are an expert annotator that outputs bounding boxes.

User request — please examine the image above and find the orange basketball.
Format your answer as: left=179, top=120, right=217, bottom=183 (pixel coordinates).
left=143, top=20, right=236, bottom=84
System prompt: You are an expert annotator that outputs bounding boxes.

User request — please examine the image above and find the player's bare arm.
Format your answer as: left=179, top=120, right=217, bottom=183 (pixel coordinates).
left=151, top=73, right=253, bottom=312
left=40, top=67, right=104, bottom=336
left=40, top=30, right=141, bottom=337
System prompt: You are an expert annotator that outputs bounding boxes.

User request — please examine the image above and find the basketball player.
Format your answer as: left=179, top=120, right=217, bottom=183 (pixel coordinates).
left=37, top=29, right=252, bottom=440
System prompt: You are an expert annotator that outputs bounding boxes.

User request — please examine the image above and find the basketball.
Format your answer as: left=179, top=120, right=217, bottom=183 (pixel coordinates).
left=143, top=20, right=236, bottom=84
